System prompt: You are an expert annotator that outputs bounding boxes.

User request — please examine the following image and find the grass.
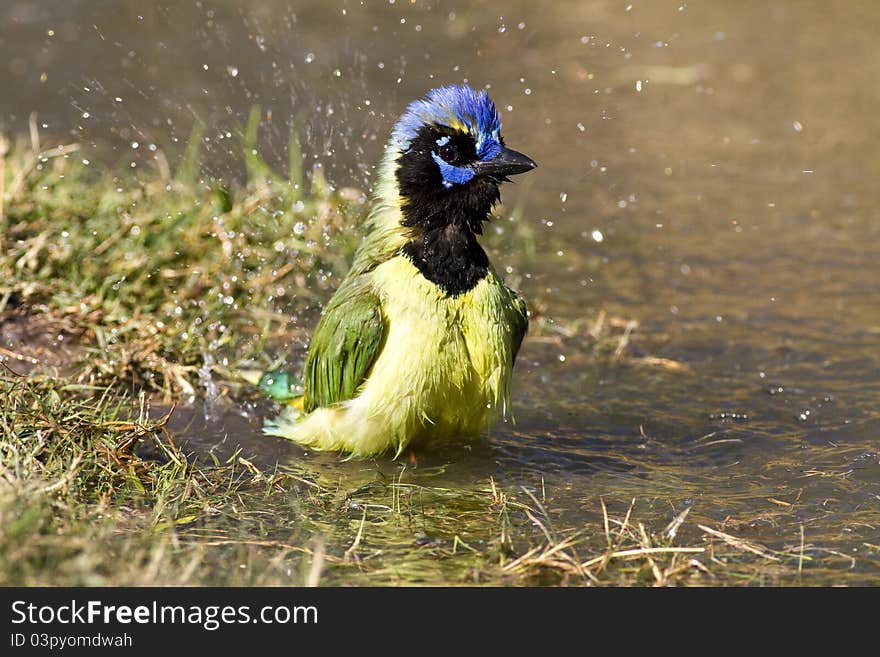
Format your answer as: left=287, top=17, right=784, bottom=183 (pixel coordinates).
left=0, top=121, right=850, bottom=587
left=0, top=118, right=356, bottom=584
left=0, top=114, right=361, bottom=396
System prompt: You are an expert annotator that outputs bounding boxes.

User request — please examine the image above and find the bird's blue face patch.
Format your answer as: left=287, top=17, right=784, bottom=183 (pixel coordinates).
left=432, top=135, right=475, bottom=188
left=431, top=151, right=475, bottom=188
left=477, top=134, right=502, bottom=161
left=431, top=130, right=502, bottom=188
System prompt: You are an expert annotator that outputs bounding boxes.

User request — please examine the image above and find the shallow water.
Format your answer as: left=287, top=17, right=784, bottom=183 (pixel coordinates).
left=3, top=0, right=879, bottom=584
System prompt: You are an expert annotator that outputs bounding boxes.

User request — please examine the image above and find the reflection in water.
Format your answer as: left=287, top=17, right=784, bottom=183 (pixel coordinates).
left=4, top=0, right=880, bottom=583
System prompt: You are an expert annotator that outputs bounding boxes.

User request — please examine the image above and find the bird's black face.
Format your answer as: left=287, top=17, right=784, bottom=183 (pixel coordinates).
left=395, top=122, right=535, bottom=296
left=395, top=124, right=536, bottom=235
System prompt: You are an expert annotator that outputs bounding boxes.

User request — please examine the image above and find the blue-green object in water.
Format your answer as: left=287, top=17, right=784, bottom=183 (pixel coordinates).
left=259, top=370, right=302, bottom=402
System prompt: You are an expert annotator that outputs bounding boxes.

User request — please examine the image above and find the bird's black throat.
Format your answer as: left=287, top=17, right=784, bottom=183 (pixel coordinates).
left=401, top=225, right=489, bottom=296
left=396, top=125, right=501, bottom=296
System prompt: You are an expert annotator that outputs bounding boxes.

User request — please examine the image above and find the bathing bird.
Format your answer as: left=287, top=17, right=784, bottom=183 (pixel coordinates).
left=262, top=84, right=536, bottom=457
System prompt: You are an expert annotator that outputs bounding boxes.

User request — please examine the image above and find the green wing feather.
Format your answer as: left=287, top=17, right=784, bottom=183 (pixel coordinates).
left=302, top=279, right=386, bottom=412
left=510, top=292, right=529, bottom=364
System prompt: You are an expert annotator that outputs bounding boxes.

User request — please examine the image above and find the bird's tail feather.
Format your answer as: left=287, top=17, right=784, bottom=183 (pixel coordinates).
left=263, top=399, right=407, bottom=458
left=263, top=404, right=305, bottom=438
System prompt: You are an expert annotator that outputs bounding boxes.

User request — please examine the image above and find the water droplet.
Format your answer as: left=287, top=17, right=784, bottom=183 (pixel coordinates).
left=591, top=229, right=604, bottom=242
left=765, top=384, right=785, bottom=396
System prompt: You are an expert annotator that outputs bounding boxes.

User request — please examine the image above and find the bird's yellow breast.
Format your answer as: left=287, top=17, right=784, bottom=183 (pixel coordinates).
left=365, top=255, right=519, bottom=441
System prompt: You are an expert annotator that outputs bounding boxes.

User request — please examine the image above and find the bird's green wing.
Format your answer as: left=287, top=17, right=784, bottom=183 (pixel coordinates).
left=511, top=292, right=529, bottom=364
left=302, top=280, right=386, bottom=412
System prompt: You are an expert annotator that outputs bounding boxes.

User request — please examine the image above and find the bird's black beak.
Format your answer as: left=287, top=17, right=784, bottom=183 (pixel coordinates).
left=471, top=147, right=537, bottom=178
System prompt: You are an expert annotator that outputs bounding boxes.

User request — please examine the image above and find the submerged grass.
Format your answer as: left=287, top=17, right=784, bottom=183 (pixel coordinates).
left=0, top=124, right=835, bottom=586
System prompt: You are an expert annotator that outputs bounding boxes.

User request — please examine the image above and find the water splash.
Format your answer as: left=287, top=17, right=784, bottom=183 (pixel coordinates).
left=198, top=350, right=220, bottom=422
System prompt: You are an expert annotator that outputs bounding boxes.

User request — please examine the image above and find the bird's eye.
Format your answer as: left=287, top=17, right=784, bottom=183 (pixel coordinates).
left=438, top=142, right=458, bottom=163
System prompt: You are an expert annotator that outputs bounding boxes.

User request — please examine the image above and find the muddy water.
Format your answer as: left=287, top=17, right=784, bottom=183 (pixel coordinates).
left=3, top=0, right=879, bottom=584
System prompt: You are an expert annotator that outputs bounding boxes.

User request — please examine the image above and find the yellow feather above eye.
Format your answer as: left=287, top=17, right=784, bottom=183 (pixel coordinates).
left=438, top=117, right=470, bottom=135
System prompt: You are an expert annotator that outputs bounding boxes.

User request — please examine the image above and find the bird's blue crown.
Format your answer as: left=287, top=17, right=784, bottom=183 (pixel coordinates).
left=392, top=85, right=502, bottom=154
